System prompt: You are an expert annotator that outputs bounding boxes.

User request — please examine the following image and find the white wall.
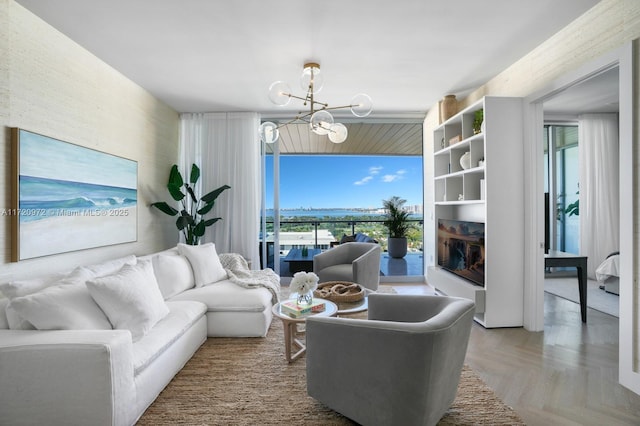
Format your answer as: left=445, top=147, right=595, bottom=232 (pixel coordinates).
left=0, top=0, right=181, bottom=281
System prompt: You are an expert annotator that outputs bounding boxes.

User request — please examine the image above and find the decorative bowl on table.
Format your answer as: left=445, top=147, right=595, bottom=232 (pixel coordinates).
left=313, top=281, right=365, bottom=303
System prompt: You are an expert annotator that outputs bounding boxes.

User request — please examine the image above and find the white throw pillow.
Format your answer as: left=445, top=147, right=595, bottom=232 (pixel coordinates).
left=87, top=260, right=170, bottom=342
left=4, top=304, right=32, bottom=330
left=3, top=267, right=94, bottom=330
left=10, top=284, right=112, bottom=330
left=178, top=243, right=228, bottom=287
left=0, top=272, right=67, bottom=299
left=0, top=298, right=10, bottom=329
left=151, top=253, right=195, bottom=299
left=85, top=255, right=137, bottom=278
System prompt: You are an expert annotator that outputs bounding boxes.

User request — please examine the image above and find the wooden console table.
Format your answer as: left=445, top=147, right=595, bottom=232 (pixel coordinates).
left=544, top=250, right=588, bottom=322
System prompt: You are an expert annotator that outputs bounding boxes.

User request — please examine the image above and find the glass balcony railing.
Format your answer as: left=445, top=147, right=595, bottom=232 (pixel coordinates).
left=259, top=218, right=424, bottom=277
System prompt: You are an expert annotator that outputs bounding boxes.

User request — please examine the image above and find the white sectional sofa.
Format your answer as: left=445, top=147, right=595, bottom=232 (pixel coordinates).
left=0, top=243, right=280, bottom=426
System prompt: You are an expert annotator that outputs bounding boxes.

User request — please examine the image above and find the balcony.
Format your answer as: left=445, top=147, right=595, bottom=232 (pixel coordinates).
left=260, top=218, right=424, bottom=281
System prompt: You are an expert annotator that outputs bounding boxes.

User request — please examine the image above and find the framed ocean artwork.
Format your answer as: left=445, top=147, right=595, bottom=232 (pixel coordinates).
left=11, top=129, right=138, bottom=261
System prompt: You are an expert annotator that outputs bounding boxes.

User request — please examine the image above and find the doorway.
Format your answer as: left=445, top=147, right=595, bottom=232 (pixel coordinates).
left=523, top=42, right=637, bottom=393
left=541, top=68, right=620, bottom=318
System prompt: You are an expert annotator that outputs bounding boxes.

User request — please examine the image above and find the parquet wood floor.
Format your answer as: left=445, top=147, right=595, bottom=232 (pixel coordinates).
left=390, top=284, right=640, bottom=426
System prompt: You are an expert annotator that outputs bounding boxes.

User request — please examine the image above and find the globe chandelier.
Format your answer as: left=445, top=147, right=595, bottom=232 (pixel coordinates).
left=259, top=62, right=373, bottom=144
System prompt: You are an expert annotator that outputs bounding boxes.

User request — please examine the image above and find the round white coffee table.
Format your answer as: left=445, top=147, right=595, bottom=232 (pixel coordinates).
left=272, top=298, right=337, bottom=362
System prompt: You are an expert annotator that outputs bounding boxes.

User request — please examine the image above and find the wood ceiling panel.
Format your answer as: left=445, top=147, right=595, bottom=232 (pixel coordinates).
left=265, top=122, right=422, bottom=156
left=365, top=123, right=402, bottom=154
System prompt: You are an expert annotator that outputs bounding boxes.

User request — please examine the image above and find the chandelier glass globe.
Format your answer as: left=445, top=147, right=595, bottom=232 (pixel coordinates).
left=300, top=63, right=323, bottom=94
left=328, top=123, right=348, bottom=143
left=310, top=110, right=333, bottom=135
left=268, top=81, right=292, bottom=106
left=259, top=121, right=279, bottom=144
left=350, top=93, right=373, bottom=117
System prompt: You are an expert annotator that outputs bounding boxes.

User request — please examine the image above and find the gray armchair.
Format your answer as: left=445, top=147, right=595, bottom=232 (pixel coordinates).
left=313, top=242, right=381, bottom=291
left=306, top=294, right=476, bottom=426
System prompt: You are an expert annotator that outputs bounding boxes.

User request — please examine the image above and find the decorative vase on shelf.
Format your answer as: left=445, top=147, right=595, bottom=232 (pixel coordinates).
left=460, top=151, right=471, bottom=170
left=440, top=94, right=457, bottom=123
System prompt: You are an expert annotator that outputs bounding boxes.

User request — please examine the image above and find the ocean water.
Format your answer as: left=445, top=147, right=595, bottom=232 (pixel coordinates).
left=18, top=175, right=137, bottom=222
left=267, top=209, right=382, bottom=218
left=265, top=208, right=422, bottom=219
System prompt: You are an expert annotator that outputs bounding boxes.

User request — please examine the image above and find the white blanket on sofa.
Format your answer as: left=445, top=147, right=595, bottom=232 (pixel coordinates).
left=219, top=254, right=281, bottom=304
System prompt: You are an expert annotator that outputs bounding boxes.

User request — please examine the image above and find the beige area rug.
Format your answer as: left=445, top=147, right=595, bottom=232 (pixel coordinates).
left=138, top=300, right=524, bottom=425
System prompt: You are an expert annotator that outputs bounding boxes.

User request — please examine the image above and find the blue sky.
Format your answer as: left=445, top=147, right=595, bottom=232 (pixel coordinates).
left=20, top=130, right=137, bottom=189
left=265, top=155, right=423, bottom=209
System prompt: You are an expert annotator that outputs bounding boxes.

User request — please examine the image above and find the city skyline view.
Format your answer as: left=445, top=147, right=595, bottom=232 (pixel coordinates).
left=265, top=155, right=423, bottom=210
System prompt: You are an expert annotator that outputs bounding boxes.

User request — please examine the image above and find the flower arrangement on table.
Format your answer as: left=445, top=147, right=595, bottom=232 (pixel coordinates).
left=290, top=271, right=319, bottom=306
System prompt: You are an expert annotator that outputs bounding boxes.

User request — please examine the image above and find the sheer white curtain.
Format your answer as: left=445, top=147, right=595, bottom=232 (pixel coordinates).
left=578, top=113, right=619, bottom=278
left=180, top=112, right=261, bottom=268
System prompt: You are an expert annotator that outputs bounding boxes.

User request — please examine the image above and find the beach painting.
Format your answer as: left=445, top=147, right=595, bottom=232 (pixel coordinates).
left=12, top=129, right=137, bottom=261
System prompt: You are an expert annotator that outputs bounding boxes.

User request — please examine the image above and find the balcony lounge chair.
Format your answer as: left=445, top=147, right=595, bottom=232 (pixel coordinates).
left=305, top=293, right=476, bottom=426
left=313, top=242, right=381, bottom=291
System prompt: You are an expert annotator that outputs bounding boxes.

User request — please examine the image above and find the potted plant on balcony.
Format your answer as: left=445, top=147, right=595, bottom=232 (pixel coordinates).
left=151, top=164, right=230, bottom=245
left=382, top=196, right=410, bottom=258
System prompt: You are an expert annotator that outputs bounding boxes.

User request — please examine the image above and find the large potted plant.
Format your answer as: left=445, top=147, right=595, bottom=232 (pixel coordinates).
left=382, top=196, right=410, bottom=258
left=151, top=164, right=230, bottom=245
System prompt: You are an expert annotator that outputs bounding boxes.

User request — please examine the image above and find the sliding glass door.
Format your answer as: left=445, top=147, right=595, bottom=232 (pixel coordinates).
left=260, top=143, right=279, bottom=274
left=544, top=124, right=579, bottom=254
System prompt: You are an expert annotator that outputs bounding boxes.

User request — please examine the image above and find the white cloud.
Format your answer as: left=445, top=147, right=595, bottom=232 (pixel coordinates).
left=355, top=166, right=401, bottom=185
left=381, top=169, right=407, bottom=183
left=354, top=166, right=383, bottom=185
left=354, top=176, right=373, bottom=185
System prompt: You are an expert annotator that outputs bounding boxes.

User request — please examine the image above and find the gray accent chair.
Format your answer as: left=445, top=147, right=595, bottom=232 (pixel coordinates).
left=313, top=242, right=381, bottom=291
left=306, top=294, right=476, bottom=426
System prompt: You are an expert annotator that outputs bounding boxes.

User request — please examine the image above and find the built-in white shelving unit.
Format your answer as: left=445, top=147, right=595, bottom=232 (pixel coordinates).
left=427, top=96, right=524, bottom=328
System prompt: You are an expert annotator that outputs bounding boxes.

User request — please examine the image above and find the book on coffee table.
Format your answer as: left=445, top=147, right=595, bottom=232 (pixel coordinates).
left=281, top=299, right=326, bottom=318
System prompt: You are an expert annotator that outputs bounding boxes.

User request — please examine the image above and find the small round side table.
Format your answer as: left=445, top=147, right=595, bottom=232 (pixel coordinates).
left=271, top=298, right=337, bottom=362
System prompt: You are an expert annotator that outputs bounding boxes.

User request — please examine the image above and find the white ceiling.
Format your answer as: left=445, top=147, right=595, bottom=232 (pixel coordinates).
left=544, top=67, right=619, bottom=117
left=16, top=0, right=601, bottom=119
